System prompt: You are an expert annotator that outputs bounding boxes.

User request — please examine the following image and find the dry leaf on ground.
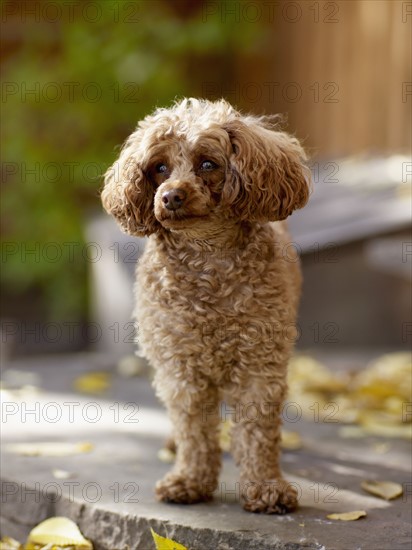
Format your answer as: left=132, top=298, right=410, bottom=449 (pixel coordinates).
left=6, top=442, right=93, bottom=457
left=327, top=510, right=367, bottom=521
left=117, top=355, right=147, bottom=378
left=73, top=372, right=110, bottom=394
left=157, top=448, right=176, bottom=463
left=361, top=480, right=403, bottom=500
left=360, top=420, right=412, bottom=439
left=52, top=469, right=75, bottom=479
left=219, top=419, right=231, bottom=452
left=0, top=536, right=22, bottom=549
left=338, top=426, right=366, bottom=438
left=151, top=529, right=187, bottom=550
left=25, top=517, right=92, bottom=549
left=281, top=430, right=303, bottom=450
left=288, top=355, right=347, bottom=394
left=288, top=352, right=412, bottom=437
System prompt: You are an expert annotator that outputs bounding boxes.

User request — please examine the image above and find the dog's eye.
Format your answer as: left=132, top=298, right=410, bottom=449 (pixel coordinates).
left=155, top=163, right=168, bottom=174
left=199, top=160, right=217, bottom=171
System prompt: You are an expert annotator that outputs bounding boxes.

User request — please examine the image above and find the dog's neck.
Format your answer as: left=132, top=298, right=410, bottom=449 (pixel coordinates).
left=157, top=219, right=254, bottom=252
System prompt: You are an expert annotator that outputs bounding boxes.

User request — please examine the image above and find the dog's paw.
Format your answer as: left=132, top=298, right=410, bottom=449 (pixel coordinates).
left=155, top=473, right=213, bottom=504
left=241, top=478, right=298, bottom=514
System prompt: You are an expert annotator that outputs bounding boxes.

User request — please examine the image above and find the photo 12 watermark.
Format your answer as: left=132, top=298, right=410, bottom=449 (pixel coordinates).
left=1, top=1, right=142, bottom=24
left=1, top=480, right=140, bottom=505
left=202, top=80, right=340, bottom=105
left=201, top=1, right=340, bottom=24
left=2, top=81, right=141, bottom=104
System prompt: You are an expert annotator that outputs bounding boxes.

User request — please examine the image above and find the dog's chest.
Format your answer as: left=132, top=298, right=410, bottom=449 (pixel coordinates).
left=136, top=247, right=268, bottom=380
left=140, top=244, right=267, bottom=315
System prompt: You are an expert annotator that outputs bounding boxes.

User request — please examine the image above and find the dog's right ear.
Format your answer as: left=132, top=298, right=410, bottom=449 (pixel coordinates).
left=101, top=135, right=160, bottom=237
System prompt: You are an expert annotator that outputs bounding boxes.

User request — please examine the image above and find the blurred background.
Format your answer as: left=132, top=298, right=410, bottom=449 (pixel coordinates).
left=1, top=0, right=411, bottom=360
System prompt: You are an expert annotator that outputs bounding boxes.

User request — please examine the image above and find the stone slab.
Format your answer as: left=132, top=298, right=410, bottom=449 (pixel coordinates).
left=1, top=354, right=411, bottom=549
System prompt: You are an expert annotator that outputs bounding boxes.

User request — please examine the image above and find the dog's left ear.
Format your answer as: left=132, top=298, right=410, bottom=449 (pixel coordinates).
left=222, top=119, right=311, bottom=222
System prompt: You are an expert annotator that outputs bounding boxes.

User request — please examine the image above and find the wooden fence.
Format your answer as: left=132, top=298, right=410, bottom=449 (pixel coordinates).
left=234, top=0, right=411, bottom=157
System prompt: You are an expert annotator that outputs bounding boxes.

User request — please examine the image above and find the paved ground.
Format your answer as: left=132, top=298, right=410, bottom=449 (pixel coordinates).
left=1, top=353, right=411, bottom=550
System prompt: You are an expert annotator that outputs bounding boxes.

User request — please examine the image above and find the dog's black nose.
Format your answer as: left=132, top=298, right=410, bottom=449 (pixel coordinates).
left=162, top=189, right=186, bottom=211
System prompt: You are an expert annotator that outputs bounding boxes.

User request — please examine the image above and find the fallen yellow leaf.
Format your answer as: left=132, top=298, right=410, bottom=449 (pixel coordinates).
left=361, top=480, right=403, bottom=500
left=26, top=517, right=92, bottom=548
left=52, top=469, right=75, bottom=479
left=288, top=352, right=412, bottom=438
left=354, top=352, right=411, bottom=401
left=157, top=448, right=176, bottom=463
left=0, top=536, right=22, bottom=549
left=281, top=430, right=303, bottom=450
left=151, top=529, right=187, bottom=550
left=361, top=421, right=412, bottom=439
left=327, top=510, right=367, bottom=521
left=371, top=442, right=390, bottom=454
left=6, top=442, right=93, bottom=457
left=288, top=355, right=347, bottom=394
left=338, top=426, right=366, bottom=438
left=117, top=355, right=147, bottom=377
left=219, top=420, right=232, bottom=452
left=73, top=372, right=110, bottom=394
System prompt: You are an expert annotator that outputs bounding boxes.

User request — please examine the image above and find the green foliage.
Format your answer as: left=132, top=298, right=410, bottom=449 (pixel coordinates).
left=1, top=0, right=265, bottom=320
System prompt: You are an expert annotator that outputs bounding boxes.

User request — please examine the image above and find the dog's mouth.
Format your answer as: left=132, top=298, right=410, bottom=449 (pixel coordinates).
left=157, top=212, right=208, bottom=229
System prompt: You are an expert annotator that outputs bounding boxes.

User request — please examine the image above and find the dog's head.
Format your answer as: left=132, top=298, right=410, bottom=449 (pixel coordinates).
left=102, top=98, right=310, bottom=237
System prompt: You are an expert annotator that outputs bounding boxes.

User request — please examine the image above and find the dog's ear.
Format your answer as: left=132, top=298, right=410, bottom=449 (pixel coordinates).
left=101, top=135, right=159, bottom=237
left=222, top=119, right=311, bottom=222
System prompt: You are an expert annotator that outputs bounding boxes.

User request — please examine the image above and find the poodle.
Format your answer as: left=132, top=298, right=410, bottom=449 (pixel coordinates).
left=101, top=98, right=310, bottom=513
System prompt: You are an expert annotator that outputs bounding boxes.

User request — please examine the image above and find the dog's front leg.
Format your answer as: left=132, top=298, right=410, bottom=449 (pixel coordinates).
left=155, top=384, right=221, bottom=504
left=229, top=387, right=298, bottom=514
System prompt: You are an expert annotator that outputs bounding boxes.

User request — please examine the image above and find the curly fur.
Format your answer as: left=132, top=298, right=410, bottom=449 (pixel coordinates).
left=102, top=98, right=310, bottom=513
